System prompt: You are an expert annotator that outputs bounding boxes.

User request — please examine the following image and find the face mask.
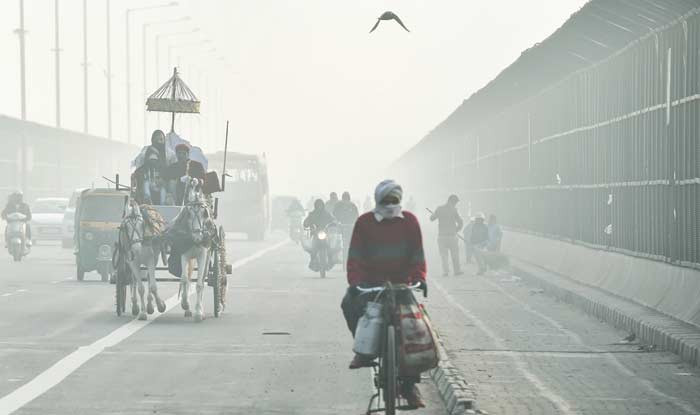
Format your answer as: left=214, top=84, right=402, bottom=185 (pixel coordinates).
left=374, top=203, right=402, bottom=220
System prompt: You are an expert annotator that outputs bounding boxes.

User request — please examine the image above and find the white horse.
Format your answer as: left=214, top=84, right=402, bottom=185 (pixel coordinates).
left=119, top=200, right=167, bottom=320
left=174, top=178, right=215, bottom=322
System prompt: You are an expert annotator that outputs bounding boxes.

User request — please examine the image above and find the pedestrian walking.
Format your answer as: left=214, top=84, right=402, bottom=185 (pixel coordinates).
left=470, top=213, right=489, bottom=275
left=430, top=194, right=464, bottom=276
left=463, top=216, right=475, bottom=264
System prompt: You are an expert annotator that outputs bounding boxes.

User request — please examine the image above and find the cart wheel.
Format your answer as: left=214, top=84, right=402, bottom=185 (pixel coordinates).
left=212, top=252, right=221, bottom=318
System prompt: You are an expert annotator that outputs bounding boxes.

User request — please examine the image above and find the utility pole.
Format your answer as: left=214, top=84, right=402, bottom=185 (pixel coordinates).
left=15, top=0, right=27, bottom=120
left=106, top=0, right=112, bottom=139
left=53, top=0, right=62, bottom=128
left=143, top=22, right=148, bottom=143
left=125, top=9, right=132, bottom=143
left=82, top=0, right=88, bottom=133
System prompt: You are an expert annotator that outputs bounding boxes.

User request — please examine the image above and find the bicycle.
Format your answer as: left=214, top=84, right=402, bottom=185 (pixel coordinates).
left=356, top=281, right=427, bottom=415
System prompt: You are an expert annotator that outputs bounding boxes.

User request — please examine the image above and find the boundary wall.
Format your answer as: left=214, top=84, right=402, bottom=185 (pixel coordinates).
left=0, top=115, right=137, bottom=201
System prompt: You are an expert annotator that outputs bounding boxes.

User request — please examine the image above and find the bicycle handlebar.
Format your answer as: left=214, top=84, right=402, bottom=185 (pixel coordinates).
left=355, top=281, right=427, bottom=297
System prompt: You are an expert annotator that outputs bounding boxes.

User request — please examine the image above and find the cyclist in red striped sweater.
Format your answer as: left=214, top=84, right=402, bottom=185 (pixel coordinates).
left=341, top=179, right=428, bottom=408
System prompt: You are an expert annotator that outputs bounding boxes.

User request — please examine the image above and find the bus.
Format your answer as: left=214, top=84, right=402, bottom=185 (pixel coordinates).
left=207, top=151, right=270, bottom=240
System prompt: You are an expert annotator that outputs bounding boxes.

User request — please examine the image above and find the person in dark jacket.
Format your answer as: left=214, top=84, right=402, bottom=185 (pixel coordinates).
left=470, top=213, right=489, bottom=275
left=163, top=143, right=206, bottom=205
left=303, top=199, right=336, bottom=270
left=342, top=179, right=427, bottom=409
left=430, top=194, right=464, bottom=276
left=2, top=191, right=32, bottom=244
left=334, top=192, right=360, bottom=262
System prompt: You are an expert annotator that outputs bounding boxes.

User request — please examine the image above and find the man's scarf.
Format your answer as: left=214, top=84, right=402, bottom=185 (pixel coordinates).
left=373, top=180, right=403, bottom=221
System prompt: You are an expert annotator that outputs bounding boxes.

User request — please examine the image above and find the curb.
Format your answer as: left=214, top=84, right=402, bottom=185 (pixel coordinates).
left=429, top=334, right=480, bottom=415
left=512, top=260, right=700, bottom=367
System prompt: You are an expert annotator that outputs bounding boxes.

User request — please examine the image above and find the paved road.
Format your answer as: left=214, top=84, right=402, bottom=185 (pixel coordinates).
left=0, top=236, right=445, bottom=415
left=421, top=232, right=700, bottom=415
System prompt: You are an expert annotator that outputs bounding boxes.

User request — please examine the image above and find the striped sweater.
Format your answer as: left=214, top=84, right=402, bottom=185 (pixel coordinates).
left=347, top=211, right=427, bottom=286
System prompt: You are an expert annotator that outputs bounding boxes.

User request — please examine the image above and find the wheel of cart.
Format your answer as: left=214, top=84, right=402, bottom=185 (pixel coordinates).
left=112, top=241, right=129, bottom=317
left=207, top=226, right=227, bottom=317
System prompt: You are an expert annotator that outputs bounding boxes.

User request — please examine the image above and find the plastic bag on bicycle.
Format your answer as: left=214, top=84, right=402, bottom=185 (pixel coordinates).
left=397, top=297, right=439, bottom=376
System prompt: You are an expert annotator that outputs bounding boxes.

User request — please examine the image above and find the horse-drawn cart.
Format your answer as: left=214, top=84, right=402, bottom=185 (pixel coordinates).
left=112, top=67, right=232, bottom=321
left=112, top=193, right=231, bottom=320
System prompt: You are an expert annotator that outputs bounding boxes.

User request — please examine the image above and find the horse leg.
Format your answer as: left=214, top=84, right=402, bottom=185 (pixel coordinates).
left=180, top=252, right=192, bottom=317
left=194, top=249, right=210, bottom=323
left=148, top=251, right=166, bottom=313
left=138, top=268, right=148, bottom=320
left=127, top=260, right=140, bottom=317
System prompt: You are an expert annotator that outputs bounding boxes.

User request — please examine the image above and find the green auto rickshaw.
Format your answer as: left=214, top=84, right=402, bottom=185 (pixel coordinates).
left=75, top=188, right=128, bottom=281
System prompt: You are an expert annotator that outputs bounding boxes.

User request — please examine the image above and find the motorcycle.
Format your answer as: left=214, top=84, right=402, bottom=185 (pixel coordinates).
left=5, top=212, right=30, bottom=262
left=288, top=210, right=304, bottom=243
left=303, top=223, right=341, bottom=278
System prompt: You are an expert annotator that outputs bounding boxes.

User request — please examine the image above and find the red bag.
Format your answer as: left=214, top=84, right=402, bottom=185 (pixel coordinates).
left=397, top=298, right=439, bottom=376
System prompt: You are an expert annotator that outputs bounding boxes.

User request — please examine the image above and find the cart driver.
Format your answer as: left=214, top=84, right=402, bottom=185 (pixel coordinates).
left=164, top=143, right=206, bottom=206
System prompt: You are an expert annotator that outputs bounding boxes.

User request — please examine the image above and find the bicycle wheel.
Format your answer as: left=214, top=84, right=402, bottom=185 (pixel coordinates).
left=384, top=325, right=398, bottom=415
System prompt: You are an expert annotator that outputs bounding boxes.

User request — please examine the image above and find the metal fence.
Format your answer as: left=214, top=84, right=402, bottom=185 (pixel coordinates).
left=394, top=9, right=700, bottom=268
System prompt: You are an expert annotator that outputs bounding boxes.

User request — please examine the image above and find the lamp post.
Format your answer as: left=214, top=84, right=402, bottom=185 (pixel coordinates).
left=142, top=17, right=190, bottom=143
left=125, top=1, right=178, bottom=144
left=54, top=0, right=61, bottom=128
left=14, top=0, right=27, bottom=121
left=82, top=0, right=88, bottom=133
left=106, top=0, right=112, bottom=139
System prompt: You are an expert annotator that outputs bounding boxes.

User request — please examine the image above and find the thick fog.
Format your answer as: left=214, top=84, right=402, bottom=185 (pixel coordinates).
left=0, top=0, right=586, bottom=197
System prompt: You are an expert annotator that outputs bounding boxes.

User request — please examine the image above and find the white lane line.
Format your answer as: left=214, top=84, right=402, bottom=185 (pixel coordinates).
left=15, top=290, right=27, bottom=293
left=1, top=294, right=12, bottom=298
left=432, top=280, right=575, bottom=415
left=478, top=275, right=700, bottom=415
left=0, top=239, right=289, bottom=415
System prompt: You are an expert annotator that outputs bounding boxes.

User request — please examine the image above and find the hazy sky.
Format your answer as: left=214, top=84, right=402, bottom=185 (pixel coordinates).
left=0, top=0, right=588, bottom=198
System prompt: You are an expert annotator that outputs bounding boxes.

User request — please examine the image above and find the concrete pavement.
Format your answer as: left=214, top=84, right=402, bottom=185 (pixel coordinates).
left=422, top=234, right=700, bottom=415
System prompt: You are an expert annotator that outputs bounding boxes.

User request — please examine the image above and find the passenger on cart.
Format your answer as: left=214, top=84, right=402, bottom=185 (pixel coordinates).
left=164, top=143, right=206, bottom=206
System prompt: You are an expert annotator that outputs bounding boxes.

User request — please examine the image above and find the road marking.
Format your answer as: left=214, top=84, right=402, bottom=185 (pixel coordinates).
left=477, top=275, right=700, bottom=415
left=1, top=294, right=11, bottom=298
left=432, top=279, right=575, bottom=415
left=0, top=239, right=289, bottom=415
left=15, top=290, right=27, bottom=293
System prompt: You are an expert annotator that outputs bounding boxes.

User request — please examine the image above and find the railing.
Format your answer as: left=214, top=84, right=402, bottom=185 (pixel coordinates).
left=395, top=9, right=700, bottom=267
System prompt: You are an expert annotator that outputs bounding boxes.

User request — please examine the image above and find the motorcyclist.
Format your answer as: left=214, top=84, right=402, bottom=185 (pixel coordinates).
left=333, top=191, right=359, bottom=251
left=286, top=198, right=305, bottom=241
left=164, top=143, right=206, bottom=205
left=325, top=192, right=339, bottom=215
left=303, top=199, right=335, bottom=269
left=2, top=191, right=32, bottom=246
left=341, top=180, right=427, bottom=409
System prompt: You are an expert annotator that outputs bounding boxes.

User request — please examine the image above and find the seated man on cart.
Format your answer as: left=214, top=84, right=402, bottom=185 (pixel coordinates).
left=164, top=143, right=206, bottom=206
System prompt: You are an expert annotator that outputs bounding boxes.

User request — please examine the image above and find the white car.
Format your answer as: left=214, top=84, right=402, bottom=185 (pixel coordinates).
left=31, top=197, right=68, bottom=243
left=62, top=189, right=85, bottom=248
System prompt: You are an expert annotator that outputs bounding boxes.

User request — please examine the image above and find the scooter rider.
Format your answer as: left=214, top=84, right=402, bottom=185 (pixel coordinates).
left=341, top=180, right=427, bottom=409
left=2, top=191, right=32, bottom=245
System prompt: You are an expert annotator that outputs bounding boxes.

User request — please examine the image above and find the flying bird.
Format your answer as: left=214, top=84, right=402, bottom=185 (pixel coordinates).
left=369, top=11, right=410, bottom=33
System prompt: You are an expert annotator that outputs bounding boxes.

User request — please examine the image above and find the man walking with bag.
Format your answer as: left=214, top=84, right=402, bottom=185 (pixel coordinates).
left=430, top=194, right=464, bottom=276
left=341, top=179, right=428, bottom=409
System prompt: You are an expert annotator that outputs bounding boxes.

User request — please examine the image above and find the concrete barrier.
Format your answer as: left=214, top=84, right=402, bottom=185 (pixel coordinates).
left=503, top=231, right=700, bottom=329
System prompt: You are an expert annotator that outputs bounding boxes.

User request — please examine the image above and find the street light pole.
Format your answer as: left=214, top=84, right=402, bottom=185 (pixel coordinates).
left=15, top=0, right=27, bottom=120
left=106, top=0, right=112, bottom=139
left=82, top=0, right=88, bottom=133
left=54, top=0, right=62, bottom=128
left=142, top=17, right=189, bottom=143
left=125, top=2, right=179, bottom=145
